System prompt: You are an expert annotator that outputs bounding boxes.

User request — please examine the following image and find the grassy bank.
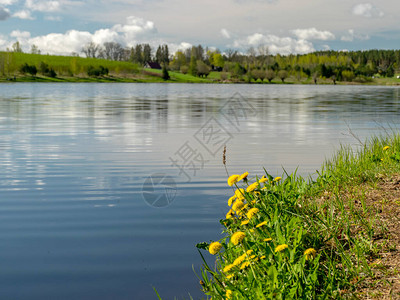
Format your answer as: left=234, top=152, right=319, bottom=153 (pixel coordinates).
left=195, top=133, right=400, bottom=299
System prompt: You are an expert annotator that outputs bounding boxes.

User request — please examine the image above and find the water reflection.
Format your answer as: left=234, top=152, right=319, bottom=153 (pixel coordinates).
left=0, top=83, right=399, bottom=299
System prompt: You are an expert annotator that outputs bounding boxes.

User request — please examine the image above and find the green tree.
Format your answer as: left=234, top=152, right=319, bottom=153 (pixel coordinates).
left=170, top=50, right=186, bottom=71
left=277, top=70, right=288, bottom=83
left=180, top=65, right=189, bottom=74
left=342, top=70, right=355, bottom=81
left=189, top=50, right=197, bottom=76
left=252, top=69, right=266, bottom=82
left=265, top=70, right=275, bottom=83
left=133, top=44, right=143, bottom=65
left=143, top=44, right=152, bottom=63
left=197, top=60, right=210, bottom=77
left=162, top=64, right=170, bottom=80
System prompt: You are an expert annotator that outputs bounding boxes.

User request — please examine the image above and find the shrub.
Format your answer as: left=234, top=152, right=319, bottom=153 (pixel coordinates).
left=180, top=65, right=188, bottom=74
left=39, top=61, right=57, bottom=78
left=19, top=63, right=37, bottom=76
left=87, top=65, right=109, bottom=77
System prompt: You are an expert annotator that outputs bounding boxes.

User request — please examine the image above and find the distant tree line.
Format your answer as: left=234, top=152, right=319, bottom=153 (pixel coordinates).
left=2, top=40, right=400, bottom=81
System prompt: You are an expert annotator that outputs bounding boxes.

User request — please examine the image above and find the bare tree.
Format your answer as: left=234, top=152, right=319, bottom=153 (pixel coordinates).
left=81, top=42, right=100, bottom=58
left=257, top=45, right=269, bottom=66
left=30, top=44, right=40, bottom=54
left=103, top=42, right=124, bottom=61
left=12, top=41, right=23, bottom=53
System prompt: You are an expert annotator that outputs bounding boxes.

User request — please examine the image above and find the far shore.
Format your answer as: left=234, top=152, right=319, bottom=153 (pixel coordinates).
left=1, top=72, right=400, bottom=85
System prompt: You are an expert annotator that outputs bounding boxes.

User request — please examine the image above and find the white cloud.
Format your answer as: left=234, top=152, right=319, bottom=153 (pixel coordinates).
left=221, top=28, right=231, bottom=39
left=167, top=42, right=192, bottom=54
left=0, top=0, right=17, bottom=5
left=25, top=0, right=61, bottom=12
left=13, top=10, right=35, bottom=20
left=321, top=45, right=330, bottom=51
left=23, top=16, right=159, bottom=55
left=0, top=34, right=7, bottom=47
left=352, top=3, right=384, bottom=18
left=112, top=16, right=157, bottom=46
left=44, top=15, right=61, bottom=21
left=0, top=6, right=10, bottom=20
left=233, top=33, right=315, bottom=54
left=291, top=28, right=335, bottom=41
left=10, top=30, right=31, bottom=39
left=341, top=29, right=369, bottom=42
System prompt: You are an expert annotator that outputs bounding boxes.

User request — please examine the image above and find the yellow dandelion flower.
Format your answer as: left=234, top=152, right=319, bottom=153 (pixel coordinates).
left=259, top=178, right=268, bottom=183
left=232, top=201, right=244, bottom=213
left=304, top=248, right=317, bottom=260
left=260, top=255, right=266, bottom=259
left=228, top=174, right=240, bottom=186
left=231, top=231, right=245, bottom=245
left=246, top=250, right=253, bottom=255
left=275, top=244, right=288, bottom=253
left=246, top=182, right=258, bottom=193
left=274, top=176, right=282, bottom=182
left=249, top=255, right=256, bottom=259
left=256, top=221, right=268, bottom=228
left=249, top=229, right=255, bottom=233
left=233, top=255, right=246, bottom=266
left=223, top=264, right=235, bottom=273
left=226, top=209, right=234, bottom=219
left=241, top=220, right=249, bottom=226
left=254, top=257, right=260, bottom=262
left=247, top=208, right=259, bottom=219
left=254, top=191, right=261, bottom=197
left=228, top=195, right=236, bottom=206
left=264, top=238, right=272, bottom=242
left=226, top=274, right=234, bottom=279
left=383, top=146, right=390, bottom=151
left=235, top=188, right=245, bottom=200
left=209, top=242, right=223, bottom=255
left=240, top=261, right=250, bottom=270
left=226, top=290, right=233, bottom=299
left=251, top=200, right=256, bottom=204
left=238, top=172, right=249, bottom=182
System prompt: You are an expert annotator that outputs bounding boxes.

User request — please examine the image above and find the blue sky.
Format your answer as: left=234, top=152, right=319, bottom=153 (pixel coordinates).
left=0, top=0, right=399, bottom=56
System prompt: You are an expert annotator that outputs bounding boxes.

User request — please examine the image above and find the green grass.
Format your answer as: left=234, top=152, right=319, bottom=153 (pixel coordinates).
left=143, top=68, right=213, bottom=83
left=1, top=52, right=139, bottom=76
left=193, top=132, right=400, bottom=299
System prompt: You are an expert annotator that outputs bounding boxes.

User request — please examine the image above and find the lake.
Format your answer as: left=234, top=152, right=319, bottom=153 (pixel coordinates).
left=0, top=83, right=399, bottom=299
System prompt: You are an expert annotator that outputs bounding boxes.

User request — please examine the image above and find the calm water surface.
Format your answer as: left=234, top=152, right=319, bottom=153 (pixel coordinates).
left=0, top=83, right=399, bottom=299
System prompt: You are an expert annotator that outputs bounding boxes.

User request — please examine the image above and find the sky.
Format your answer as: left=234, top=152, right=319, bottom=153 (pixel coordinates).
left=0, top=0, right=399, bottom=56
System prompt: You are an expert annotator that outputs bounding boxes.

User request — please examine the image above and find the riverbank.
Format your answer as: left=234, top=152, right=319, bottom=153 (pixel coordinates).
left=196, top=133, right=400, bottom=299
left=1, top=71, right=400, bottom=85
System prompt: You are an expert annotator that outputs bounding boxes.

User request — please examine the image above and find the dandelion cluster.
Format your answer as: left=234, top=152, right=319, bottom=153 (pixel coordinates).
left=199, top=170, right=321, bottom=299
